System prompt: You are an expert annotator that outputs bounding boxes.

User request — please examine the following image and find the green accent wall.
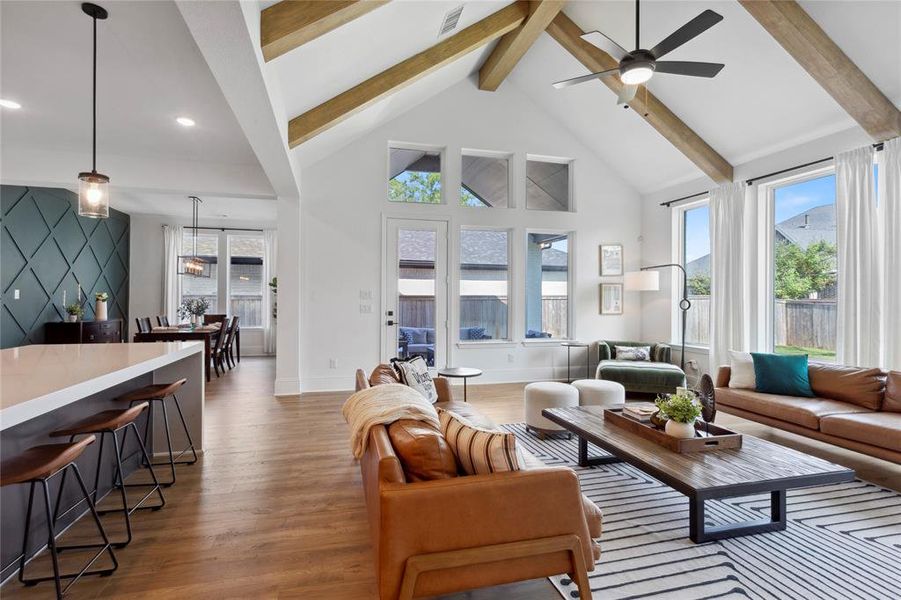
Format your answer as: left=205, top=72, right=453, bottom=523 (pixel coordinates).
left=1, top=185, right=130, bottom=348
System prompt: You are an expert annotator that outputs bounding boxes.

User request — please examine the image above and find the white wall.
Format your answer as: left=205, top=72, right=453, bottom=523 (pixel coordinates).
left=128, top=212, right=277, bottom=356
left=299, top=78, right=644, bottom=392
left=639, top=126, right=873, bottom=377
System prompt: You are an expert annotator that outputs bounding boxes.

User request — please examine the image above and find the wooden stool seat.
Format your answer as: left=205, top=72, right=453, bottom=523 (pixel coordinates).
left=0, top=436, right=96, bottom=486
left=118, top=379, right=186, bottom=402
left=50, top=403, right=148, bottom=437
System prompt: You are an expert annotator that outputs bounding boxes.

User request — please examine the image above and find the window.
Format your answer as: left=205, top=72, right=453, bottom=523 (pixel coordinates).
left=228, top=235, right=264, bottom=327
left=679, top=203, right=710, bottom=346
left=461, top=152, right=509, bottom=208
left=388, top=146, right=442, bottom=203
left=526, top=157, right=571, bottom=211
left=525, top=233, right=570, bottom=339
left=180, top=231, right=218, bottom=311
left=459, top=229, right=509, bottom=341
left=772, top=173, right=837, bottom=362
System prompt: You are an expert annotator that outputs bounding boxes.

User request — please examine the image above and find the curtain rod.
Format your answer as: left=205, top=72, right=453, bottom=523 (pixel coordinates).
left=661, top=141, right=885, bottom=208
left=162, top=225, right=264, bottom=232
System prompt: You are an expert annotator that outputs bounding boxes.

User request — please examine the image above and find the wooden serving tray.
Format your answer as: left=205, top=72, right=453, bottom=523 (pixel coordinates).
left=604, top=409, right=742, bottom=453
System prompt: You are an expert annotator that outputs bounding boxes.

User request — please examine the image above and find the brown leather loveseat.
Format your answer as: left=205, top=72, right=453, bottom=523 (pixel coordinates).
left=715, top=364, right=901, bottom=464
left=353, top=366, right=601, bottom=599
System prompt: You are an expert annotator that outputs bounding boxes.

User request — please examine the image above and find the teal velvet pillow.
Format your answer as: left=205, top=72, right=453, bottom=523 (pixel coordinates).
left=751, top=353, right=815, bottom=397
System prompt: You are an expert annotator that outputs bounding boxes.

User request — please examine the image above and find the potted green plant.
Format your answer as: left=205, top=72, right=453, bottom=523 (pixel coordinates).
left=268, top=277, right=277, bottom=320
left=655, top=391, right=702, bottom=439
left=95, top=291, right=109, bottom=321
left=65, top=302, right=84, bottom=323
left=178, top=298, right=210, bottom=327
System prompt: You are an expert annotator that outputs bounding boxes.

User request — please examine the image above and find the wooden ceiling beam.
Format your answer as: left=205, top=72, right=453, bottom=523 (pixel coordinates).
left=261, top=0, right=390, bottom=62
left=479, top=0, right=566, bottom=92
left=288, top=1, right=530, bottom=148
left=546, top=12, right=734, bottom=183
left=739, top=0, right=900, bottom=141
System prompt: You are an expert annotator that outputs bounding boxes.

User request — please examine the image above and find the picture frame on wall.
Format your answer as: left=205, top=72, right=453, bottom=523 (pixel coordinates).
left=600, top=283, right=623, bottom=315
left=600, top=243, right=623, bottom=276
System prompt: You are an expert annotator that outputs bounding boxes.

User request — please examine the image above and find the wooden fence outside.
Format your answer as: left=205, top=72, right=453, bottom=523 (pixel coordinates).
left=685, top=296, right=836, bottom=351
left=398, top=296, right=567, bottom=339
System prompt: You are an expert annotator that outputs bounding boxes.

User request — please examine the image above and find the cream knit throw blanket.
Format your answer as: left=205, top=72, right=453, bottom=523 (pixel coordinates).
left=342, top=384, right=439, bottom=459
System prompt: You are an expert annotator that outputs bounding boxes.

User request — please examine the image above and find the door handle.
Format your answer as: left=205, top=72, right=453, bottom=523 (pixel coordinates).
left=386, top=320, right=395, bottom=326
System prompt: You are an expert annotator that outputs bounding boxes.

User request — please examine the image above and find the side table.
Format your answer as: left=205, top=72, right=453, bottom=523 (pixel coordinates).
left=437, top=367, right=483, bottom=402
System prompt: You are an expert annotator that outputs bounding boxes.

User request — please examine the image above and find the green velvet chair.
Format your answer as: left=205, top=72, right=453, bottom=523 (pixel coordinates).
left=595, top=340, right=686, bottom=395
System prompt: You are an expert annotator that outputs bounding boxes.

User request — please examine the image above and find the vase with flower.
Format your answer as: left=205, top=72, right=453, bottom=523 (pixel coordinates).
left=654, top=390, right=702, bottom=439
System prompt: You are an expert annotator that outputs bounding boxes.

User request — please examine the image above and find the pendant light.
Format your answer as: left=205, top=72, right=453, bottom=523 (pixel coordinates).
left=77, top=3, right=110, bottom=219
left=178, top=197, right=212, bottom=278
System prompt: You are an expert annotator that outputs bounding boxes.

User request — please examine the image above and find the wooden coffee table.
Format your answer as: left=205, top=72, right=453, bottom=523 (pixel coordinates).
left=542, top=406, right=855, bottom=543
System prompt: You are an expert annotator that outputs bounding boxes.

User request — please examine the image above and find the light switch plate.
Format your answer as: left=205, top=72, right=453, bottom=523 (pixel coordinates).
left=13, top=289, right=20, bottom=299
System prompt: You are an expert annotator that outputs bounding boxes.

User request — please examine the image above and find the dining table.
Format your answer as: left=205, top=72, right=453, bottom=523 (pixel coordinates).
left=133, top=323, right=238, bottom=382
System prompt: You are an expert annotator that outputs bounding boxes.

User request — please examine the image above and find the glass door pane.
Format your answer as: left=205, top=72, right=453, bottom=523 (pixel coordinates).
left=385, top=219, right=447, bottom=368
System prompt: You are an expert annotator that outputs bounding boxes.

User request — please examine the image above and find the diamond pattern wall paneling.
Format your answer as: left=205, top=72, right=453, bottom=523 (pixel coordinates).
left=1, top=185, right=130, bottom=348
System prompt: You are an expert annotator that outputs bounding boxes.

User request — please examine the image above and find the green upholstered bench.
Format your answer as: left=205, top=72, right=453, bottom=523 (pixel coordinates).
left=595, top=341, right=686, bottom=395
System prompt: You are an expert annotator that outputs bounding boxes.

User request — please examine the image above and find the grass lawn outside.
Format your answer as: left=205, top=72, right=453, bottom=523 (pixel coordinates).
left=775, top=345, right=836, bottom=362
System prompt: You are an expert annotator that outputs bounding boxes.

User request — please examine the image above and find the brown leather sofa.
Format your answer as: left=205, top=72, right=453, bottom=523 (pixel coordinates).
left=354, top=367, right=601, bottom=599
left=715, top=364, right=901, bottom=464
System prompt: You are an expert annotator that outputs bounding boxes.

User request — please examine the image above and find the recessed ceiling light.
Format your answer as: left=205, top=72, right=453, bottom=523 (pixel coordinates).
left=176, top=117, right=195, bottom=127
left=0, top=99, right=22, bottom=110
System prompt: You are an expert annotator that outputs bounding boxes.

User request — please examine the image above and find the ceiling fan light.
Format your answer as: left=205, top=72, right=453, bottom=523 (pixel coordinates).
left=621, top=65, right=654, bottom=85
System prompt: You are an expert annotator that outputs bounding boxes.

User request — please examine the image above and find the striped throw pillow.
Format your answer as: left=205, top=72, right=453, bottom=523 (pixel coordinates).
left=438, top=409, right=520, bottom=475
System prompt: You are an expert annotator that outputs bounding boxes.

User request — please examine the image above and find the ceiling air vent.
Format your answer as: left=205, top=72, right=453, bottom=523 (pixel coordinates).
left=438, top=5, right=464, bottom=37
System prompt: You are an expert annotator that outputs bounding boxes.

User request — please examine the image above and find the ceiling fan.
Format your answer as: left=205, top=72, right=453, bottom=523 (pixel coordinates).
left=553, top=0, right=725, bottom=105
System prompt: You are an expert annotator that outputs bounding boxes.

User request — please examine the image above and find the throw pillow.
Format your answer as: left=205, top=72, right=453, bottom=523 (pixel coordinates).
left=615, top=345, right=651, bottom=361
left=387, top=419, right=458, bottom=481
left=751, top=353, right=815, bottom=397
left=398, top=328, right=415, bottom=345
left=394, top=356, right=439, bottom=403
left=438, top=409, right=520, bottom=475
left=728, top=351, right=756, bottom=389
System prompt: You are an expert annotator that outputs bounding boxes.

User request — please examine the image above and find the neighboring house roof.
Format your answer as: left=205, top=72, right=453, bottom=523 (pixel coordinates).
left=775, top=204, right=836, bottom=249
left=398, top=229, right=565, bottom=268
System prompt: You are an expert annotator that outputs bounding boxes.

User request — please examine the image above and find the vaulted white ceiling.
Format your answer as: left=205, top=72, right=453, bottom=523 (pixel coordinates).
left=268, top=0, right=900, bottom=193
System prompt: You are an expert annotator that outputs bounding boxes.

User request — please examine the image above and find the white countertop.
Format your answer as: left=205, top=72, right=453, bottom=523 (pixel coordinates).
left=0, top=342, right=203, bottom=430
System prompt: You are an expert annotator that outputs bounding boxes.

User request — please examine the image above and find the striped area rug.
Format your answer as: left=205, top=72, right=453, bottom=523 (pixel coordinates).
left=501, top=423, right=901, bottom=600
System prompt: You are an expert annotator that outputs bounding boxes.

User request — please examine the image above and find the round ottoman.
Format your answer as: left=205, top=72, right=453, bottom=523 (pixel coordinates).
left=524, top=382, right=579, bottom=438
left=572, top=379, right=626, bottom=408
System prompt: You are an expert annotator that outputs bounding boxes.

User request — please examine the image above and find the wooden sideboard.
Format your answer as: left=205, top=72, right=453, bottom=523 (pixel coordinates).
left=45, top=319, right=123, bottom=344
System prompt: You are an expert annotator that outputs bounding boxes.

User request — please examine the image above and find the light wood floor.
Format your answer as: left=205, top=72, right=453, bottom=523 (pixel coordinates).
left=3, top=357, right=899, bottom=599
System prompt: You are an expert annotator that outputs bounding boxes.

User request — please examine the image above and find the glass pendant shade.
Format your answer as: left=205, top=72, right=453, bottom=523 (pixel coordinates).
left=178, top=254, right=211, bottom=278
left=77, top=171, right=110, bottom=218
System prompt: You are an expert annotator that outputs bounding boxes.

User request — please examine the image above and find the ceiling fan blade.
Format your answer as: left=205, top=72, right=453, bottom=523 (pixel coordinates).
left=654, top=61, right=725, bottom=78
left=580, top=30, right=628, bottom=61
left=553, top=68, right=619, bottom=89
left=649, top=10, right=723, bottom=59
left=617, top=84, right=638, bottom=105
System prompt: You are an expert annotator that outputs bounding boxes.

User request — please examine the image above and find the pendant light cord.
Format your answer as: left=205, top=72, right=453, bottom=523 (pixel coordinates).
left=635, top=0, right=640, bottom=50
left=92, top=13, right=97, bottom=173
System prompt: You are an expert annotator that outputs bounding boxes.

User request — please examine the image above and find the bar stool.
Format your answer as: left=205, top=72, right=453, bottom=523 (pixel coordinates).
left=50, top=403, right=165, bottom=548
left=1, top=435, right=118, bottom=599
left=118, top=379, right=197, bottom=486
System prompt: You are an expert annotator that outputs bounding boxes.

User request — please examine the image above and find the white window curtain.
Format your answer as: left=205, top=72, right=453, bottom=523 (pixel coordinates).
left=882, top=137, right=901, bottom=370
left=835, top=145, right=881, bottom=368
left=262, top=229, right=278, bottom=354
left=709, top=181, right=753, bottom=370
left=162, top=225, right=183, bottom=324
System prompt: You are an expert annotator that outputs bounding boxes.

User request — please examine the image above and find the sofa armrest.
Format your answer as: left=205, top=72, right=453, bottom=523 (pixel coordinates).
left=355, top=368, right=370, bottom=392
left=596, top=341, right=612, bottom=362
left=376, top=467, right=594, bottom=599
left=433, top=376, right=453, bottom=403
left=715, top=366, right=731, bottom=388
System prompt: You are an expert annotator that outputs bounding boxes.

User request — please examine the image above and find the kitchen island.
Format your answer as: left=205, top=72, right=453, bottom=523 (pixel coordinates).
left=0, top=342, right=204, bottom=582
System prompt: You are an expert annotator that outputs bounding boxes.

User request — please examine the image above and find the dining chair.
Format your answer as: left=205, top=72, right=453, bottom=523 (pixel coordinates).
left=203, top=314, right=227, bottom=326
left=210, top=321, right=229, bottom=377
left=135, top=318, right=152, bottom=334
left=156, top=316, right=169, bottom=327
left=222, top=316, right=239, bottom=370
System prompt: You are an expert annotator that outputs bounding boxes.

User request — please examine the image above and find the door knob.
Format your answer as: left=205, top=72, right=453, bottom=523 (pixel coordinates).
left=386, top=320, right=396, bottom=326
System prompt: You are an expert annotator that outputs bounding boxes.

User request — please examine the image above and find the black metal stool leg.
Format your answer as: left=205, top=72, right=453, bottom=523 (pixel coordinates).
left=40, top=479, right=64, bottom=599
left=18, top=481, right=37, bottom=586
left=50, top=465, right=69, bottom=526
left=159, top=399, right=177, bottom=485
left=126, top=423, right=166, bottom=509
left=110, top=429, right=133, bottom=547
left=171, top=394, right=198, bottom=465
left=68, top=464, right=118, bottom=576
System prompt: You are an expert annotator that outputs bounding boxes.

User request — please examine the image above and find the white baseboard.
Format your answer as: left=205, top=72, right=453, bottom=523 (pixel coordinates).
left=274, top=377, right=302, bottom=396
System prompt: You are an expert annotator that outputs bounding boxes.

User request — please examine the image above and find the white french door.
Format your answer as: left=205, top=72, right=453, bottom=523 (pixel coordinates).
left=383, top=218, right=449, bottom=369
